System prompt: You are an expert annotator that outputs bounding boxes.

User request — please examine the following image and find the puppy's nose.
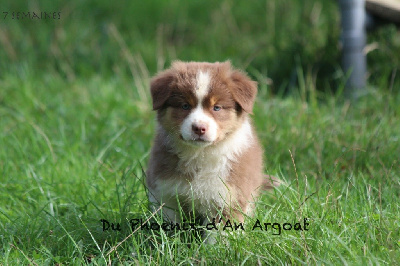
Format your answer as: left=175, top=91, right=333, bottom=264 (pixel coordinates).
left=192, top=123, right=207, bottom=136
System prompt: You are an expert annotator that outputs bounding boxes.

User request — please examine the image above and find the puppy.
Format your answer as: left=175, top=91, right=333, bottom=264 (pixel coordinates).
left=146, top=61, right=279, bottom=232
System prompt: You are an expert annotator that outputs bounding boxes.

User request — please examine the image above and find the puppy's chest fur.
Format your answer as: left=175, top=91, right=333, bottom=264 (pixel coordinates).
left=150, top=120, right=253, bottom=214
left=156, top=152, right=231, bottom=214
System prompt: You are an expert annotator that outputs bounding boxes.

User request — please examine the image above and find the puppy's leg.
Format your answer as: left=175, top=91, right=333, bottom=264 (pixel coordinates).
left=202, top=216, right=219, bottom=244
left=148, top=191, right=181, bottom=224
left=263, top=175, right=282, bottom=189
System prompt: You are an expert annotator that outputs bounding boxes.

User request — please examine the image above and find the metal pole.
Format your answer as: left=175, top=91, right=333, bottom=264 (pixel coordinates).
left=339, top=0, right=367, bottom=98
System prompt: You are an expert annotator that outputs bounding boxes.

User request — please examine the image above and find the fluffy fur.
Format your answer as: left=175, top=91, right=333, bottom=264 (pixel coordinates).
left=146, top=61, right=279, bottom=228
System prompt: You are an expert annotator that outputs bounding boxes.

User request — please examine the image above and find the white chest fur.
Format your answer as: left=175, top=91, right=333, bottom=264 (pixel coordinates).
left=153, top=119, right=253, bottom=217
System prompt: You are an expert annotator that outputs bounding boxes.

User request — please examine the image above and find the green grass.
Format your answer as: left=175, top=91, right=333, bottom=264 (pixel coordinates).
left=1, top=0, right=400, bottom=264
left=1, top=70, right=399, bottom=264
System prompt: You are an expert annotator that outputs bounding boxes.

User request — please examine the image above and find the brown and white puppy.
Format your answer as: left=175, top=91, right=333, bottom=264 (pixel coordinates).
left=146, top=61, right=278, bottom=230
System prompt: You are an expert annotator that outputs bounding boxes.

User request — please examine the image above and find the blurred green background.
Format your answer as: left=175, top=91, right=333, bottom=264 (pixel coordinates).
left=1, top=0, right=399, bottom=94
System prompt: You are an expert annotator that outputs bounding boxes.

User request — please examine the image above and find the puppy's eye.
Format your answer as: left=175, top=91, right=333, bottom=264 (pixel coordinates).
left=182, top=103, right=191, bottom=110
left=213, top=105, right=222, bottom=111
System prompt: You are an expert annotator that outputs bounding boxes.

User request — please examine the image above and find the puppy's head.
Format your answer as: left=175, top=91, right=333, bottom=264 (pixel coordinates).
left=150, top=61, right=257, bottom=147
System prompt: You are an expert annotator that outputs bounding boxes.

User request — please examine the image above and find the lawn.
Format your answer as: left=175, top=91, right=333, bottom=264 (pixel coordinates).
left=1, top=0, right=399, bottom=264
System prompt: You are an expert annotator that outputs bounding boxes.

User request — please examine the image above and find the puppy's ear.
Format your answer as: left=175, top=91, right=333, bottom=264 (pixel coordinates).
left=150, top=71, right=174, bottom=110
left=230, top=70, right=257, bottom=114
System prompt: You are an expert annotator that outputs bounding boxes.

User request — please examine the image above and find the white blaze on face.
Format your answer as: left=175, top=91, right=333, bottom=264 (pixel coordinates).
left=180, top=70, right=218, bottom=144
left=195, top=71, right=211, bottom=101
